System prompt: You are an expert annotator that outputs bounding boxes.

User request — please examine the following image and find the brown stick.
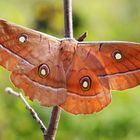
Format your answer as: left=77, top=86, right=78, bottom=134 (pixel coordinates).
left=64, top=0, right=73, bottom=38
left=44, top=107, right=61, bottom=140
left=77, top=32, right=88, bottom=41
left=44, top=0, right=73, bottom=140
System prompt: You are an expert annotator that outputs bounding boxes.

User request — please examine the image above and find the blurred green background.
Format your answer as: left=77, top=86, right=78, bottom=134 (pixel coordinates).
left=0, top=0, right=140, bottom=140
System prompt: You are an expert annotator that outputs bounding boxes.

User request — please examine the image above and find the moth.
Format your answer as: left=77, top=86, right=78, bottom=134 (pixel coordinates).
left=0, top=19, right=140, bottom=115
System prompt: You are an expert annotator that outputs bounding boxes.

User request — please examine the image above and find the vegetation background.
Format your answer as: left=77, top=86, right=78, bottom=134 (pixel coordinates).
left=0, top=0, right=140, bottom=140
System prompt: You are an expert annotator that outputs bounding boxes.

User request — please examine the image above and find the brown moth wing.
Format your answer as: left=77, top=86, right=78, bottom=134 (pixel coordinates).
left=0, top=19, right=67, bottom=106
left=60, top=45, right=111, bottom=114
left=77, top=42, right=140, bottom=90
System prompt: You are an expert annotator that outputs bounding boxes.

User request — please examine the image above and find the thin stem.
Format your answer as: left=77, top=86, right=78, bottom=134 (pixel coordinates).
left=44, top=0, right=73, bottom=140
left=5, top=87, right=47, bottom=133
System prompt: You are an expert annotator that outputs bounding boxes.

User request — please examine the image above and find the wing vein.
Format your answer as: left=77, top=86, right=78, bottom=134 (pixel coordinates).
left=0, top=44, right=34, bottom=66
left=98, top=68, right=140, bottom=78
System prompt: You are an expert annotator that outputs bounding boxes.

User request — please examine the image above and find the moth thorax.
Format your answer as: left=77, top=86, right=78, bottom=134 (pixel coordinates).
left=60, top=39, right=77, bottom=71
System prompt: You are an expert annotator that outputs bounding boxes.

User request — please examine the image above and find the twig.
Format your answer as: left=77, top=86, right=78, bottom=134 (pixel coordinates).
left=5, top=87, right=47, bottom=133
left=44, top=0, right=73, bottom=140
left=77, top=32, right=88, bottom=41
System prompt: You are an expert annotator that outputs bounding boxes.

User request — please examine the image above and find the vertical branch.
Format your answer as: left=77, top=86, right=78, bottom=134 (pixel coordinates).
left=64, top=0, right=73, bottom=38
left=44, top=0, right=73, bottom=140
left=44, top=107, right=61, bottom=140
